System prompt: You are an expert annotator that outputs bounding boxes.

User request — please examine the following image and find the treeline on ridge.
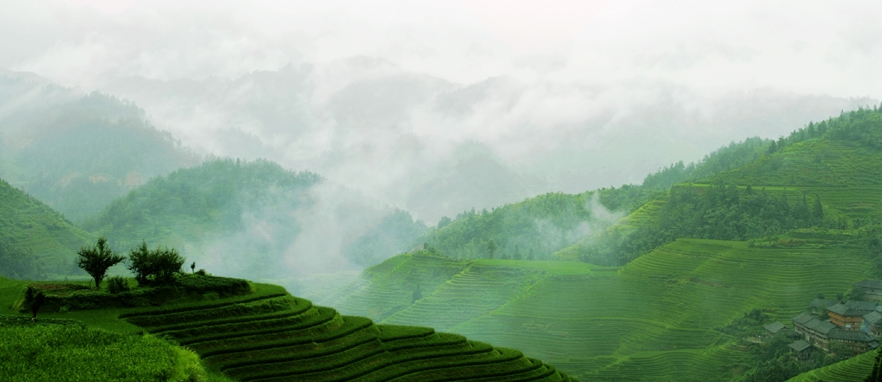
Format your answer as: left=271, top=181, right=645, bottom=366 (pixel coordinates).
left=421, top=105, right=881, bottom=266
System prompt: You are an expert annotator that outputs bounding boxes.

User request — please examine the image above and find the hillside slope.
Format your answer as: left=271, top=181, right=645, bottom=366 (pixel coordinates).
left=83, top=159, right=427, bottom=289
left=0, top=73, right=199, bottom=221
left=326, top=243, right=876, bottom=381
left=120, top=285, right=575, bottom=382
left=325, top=105, right=882, bottom=381
left=1, top=274, right=573, bottom=382
left=0, top=178, right=95, bottom=279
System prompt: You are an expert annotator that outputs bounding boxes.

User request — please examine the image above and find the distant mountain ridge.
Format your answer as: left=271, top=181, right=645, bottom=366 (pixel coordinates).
left=0, top=72, right=200, bottom=221
left=82, top=158, right=427, bottom=285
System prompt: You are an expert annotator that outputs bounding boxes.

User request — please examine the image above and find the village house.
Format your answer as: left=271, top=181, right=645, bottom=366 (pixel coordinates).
left=792, top=300, right=879, bottom=354
left=828, top=303, right=866, bottom=331
left=763, top=321, right=787, bottom=337
left=853, top=279, right=882, bottom=301
left=864, top=311, right=881, bottom=337
left=792, top=312, right=835, bottom=350
left=827, top=327, right=876, bottom=354
left=788, top=339, right=813, bottom=360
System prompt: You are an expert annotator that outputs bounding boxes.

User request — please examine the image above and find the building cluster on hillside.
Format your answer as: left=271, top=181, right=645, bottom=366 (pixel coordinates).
left=763, top=279, right=881, bottom=359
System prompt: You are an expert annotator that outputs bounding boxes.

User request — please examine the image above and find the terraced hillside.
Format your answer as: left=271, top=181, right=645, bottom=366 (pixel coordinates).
left=328, top=239, right=877, bottom=381
left=787, top=349, right=878, bottom=382
left=0, top=177, right=95, bottom=278
left=122, top=287, right=575, bottom=381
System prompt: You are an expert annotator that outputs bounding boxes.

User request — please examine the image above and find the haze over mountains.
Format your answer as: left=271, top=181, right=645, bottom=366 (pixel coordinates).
left=1, top=2, right=881, bottom=380
left=3, top=0, right=879, bottom=223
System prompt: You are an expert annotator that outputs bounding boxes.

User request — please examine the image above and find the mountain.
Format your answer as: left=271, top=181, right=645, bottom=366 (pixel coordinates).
left=82, top=159, right=427, bottom=292
left=0, top=72, right=199, bottom=221
left=100, top=62, right=876, bottom=223
left=0, top=177, right=95, bottom=279
left=323, top=105, right=882, bottom=381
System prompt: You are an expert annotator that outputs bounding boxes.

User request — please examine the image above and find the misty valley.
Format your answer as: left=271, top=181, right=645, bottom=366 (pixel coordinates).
left=2, top=3, right=882, bottom=380
left=1, top=70, right=880, bottom=381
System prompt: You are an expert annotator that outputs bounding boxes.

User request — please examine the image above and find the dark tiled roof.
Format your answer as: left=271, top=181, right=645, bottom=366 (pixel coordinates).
left=845, top=300, right=879, bottom=312
left=789, top=340, right=812, bottom=352
left=811, top=298, right=839, bottom=309
left=805, top=319, right=837, bottom=335
left=793, top=312, right=815, bottom=325
left=854, top=279, right=882, bottom=290
left=828, top=328, right=872, bottom=342
left=864, top=311, right=882, bottom=326
left=829, top=303, right=864, bottom=317
left=764, top=321, right=786, bottom=334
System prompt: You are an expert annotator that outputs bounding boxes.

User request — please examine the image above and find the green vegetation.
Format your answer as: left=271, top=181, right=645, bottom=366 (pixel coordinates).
left=331, top=239, right=876, bottom=381
left=0, top=79, right=199, bottom=221
left=0, top=177, right=96, bottom=279
left=121, top=286, right=574, bottom=381
left=76, top=237, right=126, bottom=289
left=786, top=348, right=879, bottom=382
left=3, top=272, right=570, bottom=381
left=0, top=316, right=208, bottom=382
left=128, top=241, right=186, bottom=286
left=81, top=159, right=426, bottom=278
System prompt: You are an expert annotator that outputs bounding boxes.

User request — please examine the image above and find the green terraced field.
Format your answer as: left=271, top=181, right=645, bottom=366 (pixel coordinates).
left=124, top=285, right=575, bottom=382
left=328, top=239, right=876, bottom=381
left=787, top=350, right=878, bottom=382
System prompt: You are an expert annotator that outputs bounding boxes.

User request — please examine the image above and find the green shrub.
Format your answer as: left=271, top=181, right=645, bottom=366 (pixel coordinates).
left=128, top=241, right=186, bottom=286
left=106, top=276, right=130, bottom=294
left=176, top=274, right=251, bottom=296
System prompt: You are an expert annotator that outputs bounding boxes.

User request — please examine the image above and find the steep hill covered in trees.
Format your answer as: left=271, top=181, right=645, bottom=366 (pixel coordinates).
left=0, top=178, right=95, bottom=279
left=326, top=105, right=882, bottom=381
left=82, top=159, right=427, bottom=287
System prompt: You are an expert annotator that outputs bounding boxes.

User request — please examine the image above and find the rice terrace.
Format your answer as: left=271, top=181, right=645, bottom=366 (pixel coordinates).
left=1, top=3, right=882, bottom=381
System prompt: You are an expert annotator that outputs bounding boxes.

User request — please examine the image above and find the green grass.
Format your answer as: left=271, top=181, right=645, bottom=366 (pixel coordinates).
left=0, top=316, right=208, bottom=382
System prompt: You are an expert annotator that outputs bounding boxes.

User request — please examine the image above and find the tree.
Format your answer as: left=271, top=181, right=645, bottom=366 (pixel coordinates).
left=127, top=241, right=186, bottom=286
left=487, top=240, right=497, bottom=259
left=76, top=237, right=125, bottom=289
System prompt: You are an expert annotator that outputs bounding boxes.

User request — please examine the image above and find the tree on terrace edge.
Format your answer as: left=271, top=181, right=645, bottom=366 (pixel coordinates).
left=76, top=237, right=125, bottom=289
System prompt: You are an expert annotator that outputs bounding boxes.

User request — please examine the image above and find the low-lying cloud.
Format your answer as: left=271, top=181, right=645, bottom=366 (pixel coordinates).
left=2, top=0, right=878, bottom=225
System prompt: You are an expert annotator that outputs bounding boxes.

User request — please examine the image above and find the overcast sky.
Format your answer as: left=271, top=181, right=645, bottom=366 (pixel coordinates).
left=2, top=0, right=880, bottom=221
left=3, top=0, right=879, bottom=96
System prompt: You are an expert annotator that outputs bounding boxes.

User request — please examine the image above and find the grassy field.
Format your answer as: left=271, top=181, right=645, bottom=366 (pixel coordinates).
left=0, top=316, right=208, bottom=382
left=327, top=238, right=877, bottom=381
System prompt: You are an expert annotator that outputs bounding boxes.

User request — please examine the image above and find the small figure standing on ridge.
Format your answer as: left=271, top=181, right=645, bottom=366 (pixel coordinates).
left=31, top=291, right=44, bottom=321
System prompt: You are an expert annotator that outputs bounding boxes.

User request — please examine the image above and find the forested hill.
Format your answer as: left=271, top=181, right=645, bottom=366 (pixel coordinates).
left=0, top=177, right=95, bottom=279
left=0, top=73, right=199, bottom=221
left=420, top=105, right=882, bottom=266
left=568, top=105, right=882, bottom=266
left=82, top=159, right=427, bottom=281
